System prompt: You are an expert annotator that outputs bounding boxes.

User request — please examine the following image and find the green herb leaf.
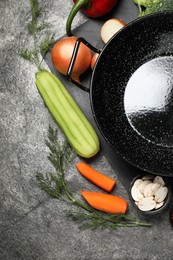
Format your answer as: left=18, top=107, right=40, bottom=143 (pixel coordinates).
left=36, top=21, right=51, bottom=32
left=39, top=34, right=55, bottom=57
left=30, top=0, right=42, bottom=17
left=36, top=171, right=63, bottom=199
left=19, top=49, right=33, bottom=61
left=66, top=210, right=151, bottom=230
left=36, top=125, right=152, bottom=230
left=20, top=0, right=55, bottom=70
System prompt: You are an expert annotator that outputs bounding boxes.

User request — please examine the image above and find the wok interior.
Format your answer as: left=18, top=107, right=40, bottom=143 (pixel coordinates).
left=90, top=12, right=173, bottom=175
left=124, top=55, right=173, bottom=148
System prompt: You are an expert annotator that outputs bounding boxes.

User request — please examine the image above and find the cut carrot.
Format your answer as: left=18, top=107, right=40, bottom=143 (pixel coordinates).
left=76, top=162, right=116, bottom=192
left=81, top=190, right=128, bottom=214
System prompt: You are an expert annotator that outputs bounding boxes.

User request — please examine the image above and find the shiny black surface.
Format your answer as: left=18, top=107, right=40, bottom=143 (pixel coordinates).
left=124, top=56, right=173, bottom=147
left=90, top=12, right=173, bottom=176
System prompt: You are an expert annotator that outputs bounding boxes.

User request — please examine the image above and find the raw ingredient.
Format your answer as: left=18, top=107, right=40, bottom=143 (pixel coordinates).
left=37, top=126, right=151, bottom=230
left=91, top=53, right=99, bottom=70
left=134, top=0, right=173, bottom=16
left=36, top=70, right=100, bottom=158
left=81, top=190, right=128, bottom=214
left=66, top=0, right=119, bottom=36
left=19, top=0, right=99, bottom=158
left=19, top=0, right=55, bottom=71
left=76, top=162, right=116, bottom=192
left=51, top=36, right=92, bottom=82
left=131, top=175, right=168, bottom=211
left=100, top=18, right=126, bottom=44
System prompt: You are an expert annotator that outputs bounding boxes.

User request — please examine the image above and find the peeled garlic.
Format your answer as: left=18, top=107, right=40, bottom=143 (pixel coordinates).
left=155, top=186, right=168, bottom=203
left=138, top=180, right=152, bottom=194
left=143, top=183, right=160, bottom=198
left=131, top=185, right=144, bottom=201
left=153, top=176, right=165, bottom=186
left=138, top=197, right=156, bottom=211
left=130, top=175, right=169, bottom=212
left=133, top=179, right=143, bottom=188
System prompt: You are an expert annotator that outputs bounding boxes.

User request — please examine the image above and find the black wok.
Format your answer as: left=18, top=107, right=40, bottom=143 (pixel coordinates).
left=68, top=12, right=173, bottom=177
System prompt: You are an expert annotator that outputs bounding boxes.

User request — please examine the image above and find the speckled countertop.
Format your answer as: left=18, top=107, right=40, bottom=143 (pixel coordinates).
left=0, top=1, right=173, bottom=259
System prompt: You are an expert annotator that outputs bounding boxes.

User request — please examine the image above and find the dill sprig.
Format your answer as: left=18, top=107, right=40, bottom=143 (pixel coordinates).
left=36, top=126, right=92, bottom=212
left=66, top=211, right=151, bottom=230
left=39, top=34, right=55, bottom=57
left=19, top=0, right=55, bottom=70
left=36, top=126, right=151, bottom=230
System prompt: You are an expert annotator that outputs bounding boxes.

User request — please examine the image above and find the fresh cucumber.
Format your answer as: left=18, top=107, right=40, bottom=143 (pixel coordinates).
left=36, top=70, right=100, bottom=158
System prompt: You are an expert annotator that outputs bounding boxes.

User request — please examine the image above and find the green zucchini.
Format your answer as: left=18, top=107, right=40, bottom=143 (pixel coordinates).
left=35, top=70, right=100, bottom=158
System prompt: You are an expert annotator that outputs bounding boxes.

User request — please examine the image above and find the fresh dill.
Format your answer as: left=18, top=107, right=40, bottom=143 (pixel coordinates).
left=19, top=0, right=55, bottom=70
left=36, top=126, right=151, bottom=230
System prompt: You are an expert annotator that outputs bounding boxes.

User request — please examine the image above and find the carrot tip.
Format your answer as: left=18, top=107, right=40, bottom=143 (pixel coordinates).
left=76, top=162, right=116, bottom=192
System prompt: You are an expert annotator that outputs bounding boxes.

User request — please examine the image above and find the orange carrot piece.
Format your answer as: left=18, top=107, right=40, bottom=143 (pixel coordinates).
left=81, top=190, right=128, bottom=214
left=76, top=162, right=116, bottom=192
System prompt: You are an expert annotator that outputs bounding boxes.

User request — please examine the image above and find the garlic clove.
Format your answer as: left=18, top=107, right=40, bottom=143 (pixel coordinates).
left=138, top=197, right=156, bottom=211
left=153, top=176, right=165, bottom=186
left=133, top=179, right=143, bottom=188
left=138, top=180, right=152, bottom=194
left=151, top=183, right=161, bottom=193
left=143, top=183, right=161, bottom=197
left=143, top=183, right=157, bottom=197
left=155, top=186, right=168, bottom=203
left=131, top=185, right=144, bottom=201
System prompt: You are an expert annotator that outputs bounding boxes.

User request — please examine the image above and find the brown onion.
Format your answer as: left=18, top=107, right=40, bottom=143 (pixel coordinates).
left=91, top=52, right=99, bottom=70
left=51, top=36, right=92, bottom=82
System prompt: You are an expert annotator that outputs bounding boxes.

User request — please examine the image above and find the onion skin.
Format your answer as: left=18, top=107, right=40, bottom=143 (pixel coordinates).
left=100, top=18, right=126, bottom=44
left=51, top=36, right=92, bottom=82
left=91, top=53, right=99, bottom=70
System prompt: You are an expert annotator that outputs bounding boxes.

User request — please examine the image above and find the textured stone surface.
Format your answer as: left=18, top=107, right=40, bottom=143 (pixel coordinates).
left=0, top=1, right=173, bottom=259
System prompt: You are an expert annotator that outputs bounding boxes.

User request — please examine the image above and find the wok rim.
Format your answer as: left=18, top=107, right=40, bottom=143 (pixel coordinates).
left=90, top=11, right=173, bottom=177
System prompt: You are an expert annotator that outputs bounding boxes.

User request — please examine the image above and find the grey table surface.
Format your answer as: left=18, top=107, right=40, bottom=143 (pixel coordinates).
left=1, top=0, right=173, bottom=260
